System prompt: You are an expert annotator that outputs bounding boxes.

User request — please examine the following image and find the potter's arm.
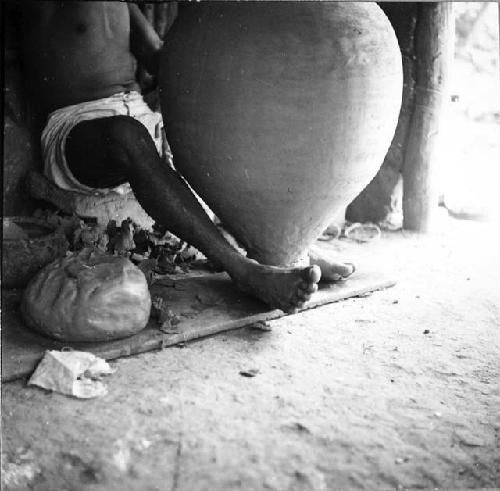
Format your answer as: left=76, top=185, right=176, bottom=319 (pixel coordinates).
left=128, top=3, right=163, bottom=76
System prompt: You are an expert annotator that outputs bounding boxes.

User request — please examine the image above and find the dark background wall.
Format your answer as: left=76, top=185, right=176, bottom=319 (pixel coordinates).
left=3, top=3, right=42, bottom=216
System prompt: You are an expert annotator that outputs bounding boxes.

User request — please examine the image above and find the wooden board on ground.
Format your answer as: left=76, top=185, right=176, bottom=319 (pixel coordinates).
left=1, top=270, right=395, bottom=382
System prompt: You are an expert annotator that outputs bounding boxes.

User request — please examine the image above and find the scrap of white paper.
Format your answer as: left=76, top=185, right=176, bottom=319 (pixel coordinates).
left=28, top=350, right=115, bottom=399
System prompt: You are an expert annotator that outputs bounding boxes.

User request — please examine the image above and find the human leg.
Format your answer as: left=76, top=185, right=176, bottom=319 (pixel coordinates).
left=65, top=120, right=128, bottom=189
left=65, top=116, right=320, bottom=312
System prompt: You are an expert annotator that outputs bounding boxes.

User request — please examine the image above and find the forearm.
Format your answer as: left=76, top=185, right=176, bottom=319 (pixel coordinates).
left=128, top=3, right=163, bottom=76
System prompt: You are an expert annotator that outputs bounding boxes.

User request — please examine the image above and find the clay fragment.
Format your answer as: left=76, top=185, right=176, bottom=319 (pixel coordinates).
left=28, top=350, right=115, bottom=399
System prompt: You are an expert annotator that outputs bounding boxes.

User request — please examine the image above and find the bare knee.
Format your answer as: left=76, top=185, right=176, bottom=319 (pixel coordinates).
left=99, top=115, right=155, bottom=154
left=99, top=116, right=159, bottom=173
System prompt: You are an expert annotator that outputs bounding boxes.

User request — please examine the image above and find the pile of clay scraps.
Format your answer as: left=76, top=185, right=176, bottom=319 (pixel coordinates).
left=32, top=209, right=215, bottom=284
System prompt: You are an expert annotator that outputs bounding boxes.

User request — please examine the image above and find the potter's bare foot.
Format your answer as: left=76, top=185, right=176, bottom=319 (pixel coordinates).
left=308, top=245, right=355, bottom=282
left=230, top=261, right=321, bottom=313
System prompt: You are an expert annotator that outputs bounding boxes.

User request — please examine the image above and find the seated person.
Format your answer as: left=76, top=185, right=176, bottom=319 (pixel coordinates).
left=20, top=1, right=353, bottom=313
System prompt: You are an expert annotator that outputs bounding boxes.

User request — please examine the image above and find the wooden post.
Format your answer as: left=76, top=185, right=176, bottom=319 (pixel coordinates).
left=154, top=3, right=178, bottom=40
left=137, top=3, right=177, bottom=93
left=402, top=3, right=454, bottom=232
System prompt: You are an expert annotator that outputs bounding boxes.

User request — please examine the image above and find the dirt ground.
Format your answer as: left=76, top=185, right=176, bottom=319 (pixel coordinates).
left=2, top=211, right=499, bottom=490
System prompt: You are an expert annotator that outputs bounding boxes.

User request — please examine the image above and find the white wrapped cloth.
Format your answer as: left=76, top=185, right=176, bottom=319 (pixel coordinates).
left=41, top=91, right=172, bottom=195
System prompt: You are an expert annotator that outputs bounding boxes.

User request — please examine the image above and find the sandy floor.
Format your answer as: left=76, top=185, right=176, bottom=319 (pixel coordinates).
left=2, top=212, right=499, bottom=490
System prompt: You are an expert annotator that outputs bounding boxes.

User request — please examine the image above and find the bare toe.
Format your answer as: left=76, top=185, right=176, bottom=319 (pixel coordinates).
left=300, top=282, right=318, bottom=294
left=296, top=289, right=311, bottom=302
left=344, top=262, right=356, bottom=277
left=306, top=265, right=322, bottom=284
left=291, top=297, right=306, bottom=309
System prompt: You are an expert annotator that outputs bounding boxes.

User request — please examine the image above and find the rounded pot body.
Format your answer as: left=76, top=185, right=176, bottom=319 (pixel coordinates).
left=160, top=2, right=402, bottom=265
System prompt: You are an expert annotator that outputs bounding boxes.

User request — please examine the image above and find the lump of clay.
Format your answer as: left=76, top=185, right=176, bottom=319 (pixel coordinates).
left=21, top=249, right=151, bottom=342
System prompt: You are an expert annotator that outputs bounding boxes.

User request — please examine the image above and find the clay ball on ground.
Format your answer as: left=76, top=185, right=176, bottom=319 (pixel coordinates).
left=21, top=249, right=151, bottom=342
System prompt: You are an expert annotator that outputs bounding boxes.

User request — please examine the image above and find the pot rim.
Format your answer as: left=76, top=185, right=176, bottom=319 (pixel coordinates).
left=3, top=216, right=63, bottom=243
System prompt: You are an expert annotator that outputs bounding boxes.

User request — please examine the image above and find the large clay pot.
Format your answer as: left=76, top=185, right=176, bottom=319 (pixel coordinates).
left=160, top=2, right=402, bottom=265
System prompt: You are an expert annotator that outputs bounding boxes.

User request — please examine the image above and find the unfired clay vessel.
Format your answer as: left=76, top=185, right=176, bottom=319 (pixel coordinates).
left=160, top=3, right=402, bottom=265
left=2, top=217, right=69, bottom=288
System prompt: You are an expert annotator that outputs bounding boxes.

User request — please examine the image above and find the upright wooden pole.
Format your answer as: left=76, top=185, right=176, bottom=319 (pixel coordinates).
left=402, top=3, right=454, bottom=232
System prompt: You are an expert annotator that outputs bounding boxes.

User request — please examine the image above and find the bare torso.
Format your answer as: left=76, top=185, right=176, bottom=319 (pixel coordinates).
left=21, top=1, right=139, bottom=116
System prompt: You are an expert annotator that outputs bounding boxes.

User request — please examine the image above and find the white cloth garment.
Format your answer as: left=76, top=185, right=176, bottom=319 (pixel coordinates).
left=41, top=91, right=172, bottom=195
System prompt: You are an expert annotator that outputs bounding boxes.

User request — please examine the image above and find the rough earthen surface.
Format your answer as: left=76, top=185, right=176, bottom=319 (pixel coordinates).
left=2, top=214, right=499, bottom=490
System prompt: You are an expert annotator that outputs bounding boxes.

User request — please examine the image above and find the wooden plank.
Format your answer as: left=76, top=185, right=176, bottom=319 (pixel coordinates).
left=1, top=271, right=395, bottom=382
left=402, top=3, right=454, bottom=232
